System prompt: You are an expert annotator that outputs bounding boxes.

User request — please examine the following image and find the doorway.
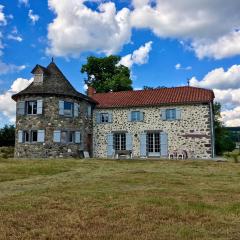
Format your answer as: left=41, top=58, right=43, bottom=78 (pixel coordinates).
left=147, top=132, right=160, bottom=157
left=87, top=134, right=92, bottom=157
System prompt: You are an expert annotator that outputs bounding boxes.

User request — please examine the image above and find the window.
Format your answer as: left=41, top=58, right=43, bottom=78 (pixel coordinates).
left=61, top=131, right=68, bottom=143
left=166, top=109, right=176, bottom=120
left=34, top=74, right=43, bottom=83
left=59, top=131, right=76, bottom=143
left=131, top=111, right=140, bottom=121
left=69, top=131, right=75, bottom=143
left=100, top=113, right=109, bottom=123
left=24, top=131, right=30, bottom=142
left=147, top=133, right=160, bottom=153
left=114, top=133, right=126, bottom=151
left=27, top=101, right=37, bottom=115
left=64, top=102, right=74, bottom=117
left=31, top=130, right=38, bottom=142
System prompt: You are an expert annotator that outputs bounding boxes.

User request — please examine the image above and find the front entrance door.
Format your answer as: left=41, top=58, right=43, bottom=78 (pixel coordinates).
left=147, top=132, right=160, bottom=157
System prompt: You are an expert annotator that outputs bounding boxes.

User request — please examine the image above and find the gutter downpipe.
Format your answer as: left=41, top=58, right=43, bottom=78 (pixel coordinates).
left=209, top=101, right=215, bottom=158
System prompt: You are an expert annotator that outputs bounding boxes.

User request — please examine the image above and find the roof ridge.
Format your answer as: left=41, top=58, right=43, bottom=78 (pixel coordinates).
left=93, top=86, right=214, bottom=95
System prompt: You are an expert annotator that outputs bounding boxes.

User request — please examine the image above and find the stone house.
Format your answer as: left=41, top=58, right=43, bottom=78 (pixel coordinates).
left=12, top=61, right=215, bottom=159
left=12, top=61, right=96, bottom=158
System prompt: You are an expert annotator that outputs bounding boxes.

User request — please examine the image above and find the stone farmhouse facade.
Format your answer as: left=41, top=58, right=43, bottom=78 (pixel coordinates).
left=12, top=61, right=215, bottom=159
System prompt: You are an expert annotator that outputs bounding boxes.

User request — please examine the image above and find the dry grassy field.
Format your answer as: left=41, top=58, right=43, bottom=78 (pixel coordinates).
left=0, top=158, right=239, bottom=240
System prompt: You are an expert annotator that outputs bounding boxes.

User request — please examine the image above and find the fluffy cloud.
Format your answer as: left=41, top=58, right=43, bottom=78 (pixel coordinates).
left=131, top=0, right=240, bottom=59
left=46, top=0, right=240, bottom=59
left=0, top=78, right=33, bottom=122
left=190, top=65, right=240, bottom=90
left=28, top=10, right=39, bottom=24
left=47, top=0, right=131, bottom=57
left=119, top=41, right=152, bottom=68
left=193, top=31, right=240, bottom=59
left=175, top=63, right=192, bottom=71
left=221, top=107, right=240, bottom=127
left=190, top=64, right=240, bottom=126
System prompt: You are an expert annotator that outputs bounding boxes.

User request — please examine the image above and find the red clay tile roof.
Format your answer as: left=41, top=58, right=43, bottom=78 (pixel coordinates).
left=92, top=86, right=215, bottom=108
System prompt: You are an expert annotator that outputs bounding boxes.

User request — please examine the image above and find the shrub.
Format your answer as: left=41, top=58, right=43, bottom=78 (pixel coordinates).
left=224, top=151, right=239, bottom=163
left=0, top=147, right=14, bottom=159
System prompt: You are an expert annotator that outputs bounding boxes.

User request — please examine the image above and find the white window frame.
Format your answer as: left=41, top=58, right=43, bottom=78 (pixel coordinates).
left=131, top=111, right=140, bottom=121
left=100, top=113, right=109, bottom=123
left=63, top=101, right=74, bottom=117
left=166, top=109, right=176, bottom=120
left=26, top=101, right=38, bottom=115
left=114, top=133, right=126, bottom=151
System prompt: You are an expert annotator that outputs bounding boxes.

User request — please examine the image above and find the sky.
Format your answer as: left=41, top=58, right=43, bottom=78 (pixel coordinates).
left=0, top=0, right=240, bottom=127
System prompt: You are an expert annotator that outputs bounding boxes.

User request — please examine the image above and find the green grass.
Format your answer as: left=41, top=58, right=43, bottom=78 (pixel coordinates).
left=0, top=158, right=240, bottom=239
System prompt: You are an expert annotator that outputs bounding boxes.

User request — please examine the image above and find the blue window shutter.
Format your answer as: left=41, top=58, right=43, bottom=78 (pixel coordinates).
left=75, top=131, right=81, bottom=143
left=108, top=112, right=112, bottom=123
left=160, top=132, right=168, bottom=157
left=18, top=130, right=23, bottom=143
left=126, top=133, right=132, bottom=150
left=140, top=133, right=147, bottom=157
left=128, top=112, right=132, bottom=121
left=37, top=130, right=45, bottom=143
left=17, top=101, right=25, bottom=115
left=37, top=100, right=43, bottom=114
left=96, top=112, right=100, bottom=123
left=176, top=108, right=181, bottom=120
left=88, top=106, right=92, bottom=117
left=140, top=112, right=144, bottom=121
left=161, top=109, right=166, bottom=120
left=59, top=101, right=64, bottom=115
left=74, top=103, right=79, bottom=117
left=53, top=130, right=61, bottom=143
left=107, top=133, right=114, bottom=157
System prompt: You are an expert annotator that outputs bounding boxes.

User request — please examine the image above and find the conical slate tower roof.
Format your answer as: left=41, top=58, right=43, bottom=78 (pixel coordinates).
left=12, top=61, right=96, bottom=104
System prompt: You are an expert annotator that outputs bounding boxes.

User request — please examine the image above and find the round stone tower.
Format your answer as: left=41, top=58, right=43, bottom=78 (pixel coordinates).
left=12, top=61, right=96, bottom=158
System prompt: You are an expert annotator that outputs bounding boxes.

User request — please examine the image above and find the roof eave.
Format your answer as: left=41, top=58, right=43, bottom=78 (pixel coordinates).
left=95, top=100, right=213, bottom=109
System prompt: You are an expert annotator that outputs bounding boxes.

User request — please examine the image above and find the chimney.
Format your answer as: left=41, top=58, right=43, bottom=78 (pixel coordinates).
left=87, top=85, right=96, bottom=97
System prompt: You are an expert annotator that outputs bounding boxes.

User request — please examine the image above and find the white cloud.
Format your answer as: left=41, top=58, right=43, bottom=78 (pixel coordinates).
left=189, top=65, right=240, bottom=90
left=7, top=34, right=23, bottom=42
left=0, top=5, right=7, bottom=26
left=46, top=0, right=240, bottom=59
left=193, top=31, right=240, bottom=59
left=190, top=64, right=240, bottom=126
left=175, top=63, right=192, bottom=71
left=28, top=10, right=39, bottom=24
left=7, top=27, right=23, bottom=42
left=0, top=61, right=26, bottom=75
left=47, top=0, right=131, bottom=57
left=0, top=78, right=33, bottom=122
left=131, top=0, right=240, bottom=59
left=0, top=8, right=25, bottom=75
left=119, top=41, right=152, bottom=68
left=19, top=0, right=29, bottom=6
left=221, top=107, right=240, bottom=127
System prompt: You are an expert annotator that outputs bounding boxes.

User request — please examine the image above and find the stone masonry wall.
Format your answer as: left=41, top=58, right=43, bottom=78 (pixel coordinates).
left=93, top=103, right=214, bottom=159
left=15, top=95, right=93, bottom=158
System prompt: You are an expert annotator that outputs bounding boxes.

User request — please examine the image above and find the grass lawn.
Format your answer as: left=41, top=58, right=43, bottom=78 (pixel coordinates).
left=0, top=159, right=240, bottom=240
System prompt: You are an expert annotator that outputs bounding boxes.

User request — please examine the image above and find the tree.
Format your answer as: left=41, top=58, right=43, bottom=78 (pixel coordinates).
left=81, top=55, right=132, bottom=93
left=0, top=125, right=15, bottom=147
left=214, top=102, right=235, bottom=155
left=143, top=86, right=166, bottom=90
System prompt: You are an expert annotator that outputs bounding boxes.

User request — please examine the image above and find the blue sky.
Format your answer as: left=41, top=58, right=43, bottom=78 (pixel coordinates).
left=0, top=0, right=240, bottom=127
